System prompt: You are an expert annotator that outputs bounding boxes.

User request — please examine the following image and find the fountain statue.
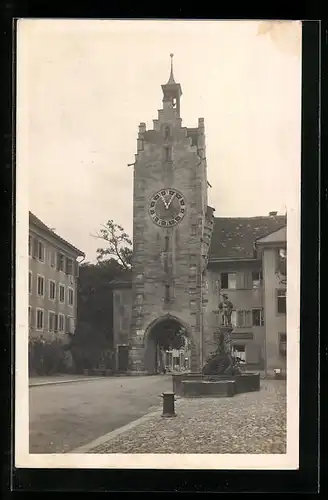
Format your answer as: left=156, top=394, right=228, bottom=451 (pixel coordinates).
left=202, top=294, right=242, bottom=376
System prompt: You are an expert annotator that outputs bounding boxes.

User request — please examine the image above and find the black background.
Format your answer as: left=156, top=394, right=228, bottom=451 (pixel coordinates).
left=1, top=13, right=322, bottom=495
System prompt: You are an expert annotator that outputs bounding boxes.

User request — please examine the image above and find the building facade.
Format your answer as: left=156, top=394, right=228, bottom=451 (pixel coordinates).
left=256, top=226, right=287, bottom=377
left=28, top=212, right=85, bottom=342
left=111, top=58, right=287, bottom=376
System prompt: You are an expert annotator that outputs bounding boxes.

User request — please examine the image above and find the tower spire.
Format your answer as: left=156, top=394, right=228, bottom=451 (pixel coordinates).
left=167, top=53, right=176, bottom=84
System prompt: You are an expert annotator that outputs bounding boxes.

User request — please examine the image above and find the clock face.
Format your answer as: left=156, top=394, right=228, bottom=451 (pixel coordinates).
left=149, top=189, right=186, bottom=227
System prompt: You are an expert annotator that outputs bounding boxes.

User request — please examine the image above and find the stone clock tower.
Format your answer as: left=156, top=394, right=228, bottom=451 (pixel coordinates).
left=129, top=55, right=214, bottom=374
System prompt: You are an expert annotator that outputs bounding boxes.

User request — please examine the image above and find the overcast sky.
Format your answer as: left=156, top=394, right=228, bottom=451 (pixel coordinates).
left=18, top=20, right=302, bottom=263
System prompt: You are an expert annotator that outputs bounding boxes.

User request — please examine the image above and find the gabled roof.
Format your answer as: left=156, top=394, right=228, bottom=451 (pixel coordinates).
left=29, top=211, right=85, bottom=257
left=208, top=215, right=286, bottom=261
left=256, top=225, right=287, bottom=245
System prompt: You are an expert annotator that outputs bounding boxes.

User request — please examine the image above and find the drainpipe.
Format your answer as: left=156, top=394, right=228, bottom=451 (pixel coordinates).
left=199, top=262, right=204, bottom=373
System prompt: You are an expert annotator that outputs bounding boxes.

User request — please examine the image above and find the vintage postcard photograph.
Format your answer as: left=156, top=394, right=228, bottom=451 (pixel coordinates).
left=15, top=19, right=301, bottom=470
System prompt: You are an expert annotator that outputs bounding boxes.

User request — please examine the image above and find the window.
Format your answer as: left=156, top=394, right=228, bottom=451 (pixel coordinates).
left=221, top=272, right=237, bottom=289
left=252, top=308, right=264, bottom=326
left=164, top=126, right=171, bottom=140
left=191, top=225, right=197, bottom=236
left=277, top=248, right=287, bottom=276
left=49, top=249, right=56, bottom=268
left=28, top=271, right=32, bottom=294
left=164, top=146, right=172, bottom=162
left=66, top=258, right=73, bottom=275
left=164, top=284, right=170, bottom=303
left=57, top=253, right=65, bottom=272
left=68, top=287, right=74, bottom=306
left=164, top=236, right=169, bottom=252
left=37, top=241, right=45, bottom=262
left=231, top=310, right=237, bottom=327
left=58, top=313, right=65, bottom=332
left=37, top=275, right=45, bottom=297
left=48, top=249, right=56, bottom=267
left=237, top=310, right=252, bottom=327
left=49, top=280, right=56, bottom=300
left=28, top=306, right=33, bottom=328
left=232, top=344, right=246, bottom=362
left=59, top=284, right=65, bottom=303
left=32, top=238, right=38, bottom=258
left=277, top=289, right=286, bottom=314
left=279, top=333, right=287, bottom=357
left=67, top=316, right=75, bottom=334
left=48, top=311, right=56, bottom=332
left=36, top=308, right=44, bottom=330
left=252, top=271, right=262, bottom=289
left=28, top=235, right=32, bottom=256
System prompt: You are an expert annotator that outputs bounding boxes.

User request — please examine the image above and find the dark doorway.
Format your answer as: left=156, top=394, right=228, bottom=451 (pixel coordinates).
left=117, top=345, right=129, bottom=372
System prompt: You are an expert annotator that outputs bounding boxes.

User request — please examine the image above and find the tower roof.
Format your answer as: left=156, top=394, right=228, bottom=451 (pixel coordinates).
left=166, top=53, right=176, bottom=84
left=161, top=53, right=182, bottom=97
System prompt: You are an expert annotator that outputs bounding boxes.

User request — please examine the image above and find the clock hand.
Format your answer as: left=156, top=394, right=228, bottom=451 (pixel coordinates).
left=159, top=193, right=169, bottom=209
left=166, top=192, right=176, bottom=209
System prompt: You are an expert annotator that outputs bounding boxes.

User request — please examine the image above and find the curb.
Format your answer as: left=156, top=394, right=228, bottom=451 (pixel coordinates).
left=29, top=377, right=106, bottom=387
left=70, top=408, right=162, bottom=453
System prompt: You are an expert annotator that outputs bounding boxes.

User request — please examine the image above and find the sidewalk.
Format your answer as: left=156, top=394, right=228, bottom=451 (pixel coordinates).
left=71, top=379, right=286, bottom=455
left=29, top=374, right=105, bottom=387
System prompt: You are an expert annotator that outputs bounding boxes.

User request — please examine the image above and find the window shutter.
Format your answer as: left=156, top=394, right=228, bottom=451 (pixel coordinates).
left=244, top=271, right=253, bottom=289
left=246, top=310, right=252, bottom=327
left=31, top=308, right=35, bottom=328
left=32, top=238, right=38, bottom=258
left=55, top=314, right=58, bottom=332
left=236, top=272, right=245, bottom=289
left=237, top=310, right=243, bottom=327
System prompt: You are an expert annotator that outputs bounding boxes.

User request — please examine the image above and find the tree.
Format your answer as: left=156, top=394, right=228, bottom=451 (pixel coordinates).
left=70, top=258, right=125, bottom=372
left=93, top=220, right=132, bottom=269
left=155, top=322, right=187, bottom=351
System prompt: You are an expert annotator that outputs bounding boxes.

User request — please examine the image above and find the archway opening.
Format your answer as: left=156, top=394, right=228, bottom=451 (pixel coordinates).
left=144, top=317, right=191, bottom=375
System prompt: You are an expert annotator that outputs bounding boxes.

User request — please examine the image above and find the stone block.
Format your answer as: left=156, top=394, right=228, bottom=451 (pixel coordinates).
left=181, top=380, right=236, bottom=398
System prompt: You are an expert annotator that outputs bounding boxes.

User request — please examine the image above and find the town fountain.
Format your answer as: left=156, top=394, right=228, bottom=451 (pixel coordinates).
left=172, top=295, right=261, bottom=398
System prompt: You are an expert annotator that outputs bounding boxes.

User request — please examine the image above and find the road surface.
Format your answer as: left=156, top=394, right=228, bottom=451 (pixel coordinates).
left=29, top=375, right=172, bottom=453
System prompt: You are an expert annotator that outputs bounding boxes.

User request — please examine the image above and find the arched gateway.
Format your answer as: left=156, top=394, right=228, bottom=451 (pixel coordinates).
left=143, top=314, right=191, bottom=374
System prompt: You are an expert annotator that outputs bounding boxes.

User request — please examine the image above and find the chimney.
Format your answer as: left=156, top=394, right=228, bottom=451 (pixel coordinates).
left=269, top=211, right=278, bottom=216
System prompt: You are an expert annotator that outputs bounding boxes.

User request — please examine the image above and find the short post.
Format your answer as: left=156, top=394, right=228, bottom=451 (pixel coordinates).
left=161, top=391, right=176, bottom=418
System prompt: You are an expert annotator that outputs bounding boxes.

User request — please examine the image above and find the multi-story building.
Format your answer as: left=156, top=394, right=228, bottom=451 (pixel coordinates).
left=255, top=224, right=287, bottom=377
left=28, top=212, right=85, bottom=342
left=204, top=214, right=286, bottom=373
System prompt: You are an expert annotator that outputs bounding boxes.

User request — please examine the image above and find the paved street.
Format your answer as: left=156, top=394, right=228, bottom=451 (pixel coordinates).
left=29, top=375, right=172, bottom=453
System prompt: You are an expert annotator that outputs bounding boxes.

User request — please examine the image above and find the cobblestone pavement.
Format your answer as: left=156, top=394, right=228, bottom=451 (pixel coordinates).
left=88, top=380, right=286, bottom=454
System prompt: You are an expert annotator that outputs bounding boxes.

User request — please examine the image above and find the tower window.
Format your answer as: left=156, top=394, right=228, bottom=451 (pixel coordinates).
left=164, top=236, right=169, bottom=252
left=164, top=147, right=172, bottom=162
left=164, top=284, right=170, bottom=303
left=164, top=126, right=171, bottom=140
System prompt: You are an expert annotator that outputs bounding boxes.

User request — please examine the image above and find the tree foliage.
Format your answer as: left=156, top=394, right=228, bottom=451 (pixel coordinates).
left=94, top=220, right=132, bottom=269
left=70, top=258, right=126, bottom=371
left=155, top=322, right=187, bottom=351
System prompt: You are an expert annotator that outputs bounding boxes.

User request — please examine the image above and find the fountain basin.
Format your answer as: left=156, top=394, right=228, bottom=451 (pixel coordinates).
left=181, top=380, right=235, bottom=398
left=173, top=372, right=260, bottom=397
